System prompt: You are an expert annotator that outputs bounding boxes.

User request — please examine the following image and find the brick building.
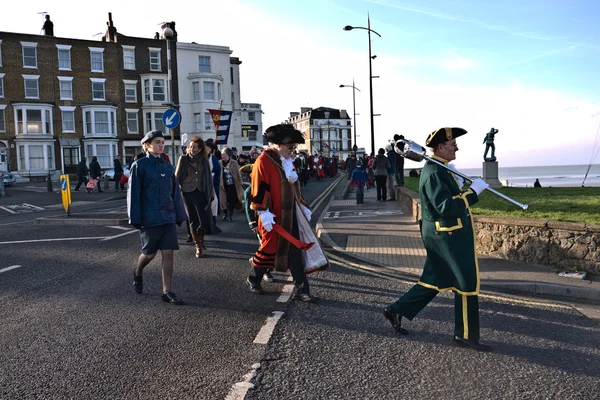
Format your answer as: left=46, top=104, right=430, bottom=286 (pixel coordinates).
left=0, top=14, right=179, bottom=179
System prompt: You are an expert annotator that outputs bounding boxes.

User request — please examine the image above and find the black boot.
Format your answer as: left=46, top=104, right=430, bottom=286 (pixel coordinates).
left=227, top=210, right=233, bottom=222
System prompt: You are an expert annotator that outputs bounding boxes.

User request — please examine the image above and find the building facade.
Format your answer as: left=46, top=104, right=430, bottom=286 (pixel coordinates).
left=0, top=15, right=178, bottom=179
left=287, top=106, right=352, bottom=160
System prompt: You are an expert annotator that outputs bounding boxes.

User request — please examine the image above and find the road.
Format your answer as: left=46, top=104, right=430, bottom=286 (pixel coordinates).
left=0, top=174, right=599, bottom=399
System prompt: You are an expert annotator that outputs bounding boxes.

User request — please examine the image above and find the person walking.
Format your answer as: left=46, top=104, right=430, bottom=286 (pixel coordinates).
left=350, top=159, right=368, bottom=204
left=89, top=156, right=103, bottom=193
left=74, top=157, right=89, bottom=191
left=113, top=155, right=124, bottom=192
left=128, top=130, right=187, bottom=305
left=386, top=143, right=396, bottom=201
left=382, top=127, right=492, bottom=351
left=219, top=147, right=244, bottom=222
left=205, top=139, right=221, bottom=225
left=294, top=151, right=310, bottom=186
left=246, top=124, right=326, bottom=301
left=175, top=136, right=218, bottom=258
left=372, top=148, right=390, bottom=201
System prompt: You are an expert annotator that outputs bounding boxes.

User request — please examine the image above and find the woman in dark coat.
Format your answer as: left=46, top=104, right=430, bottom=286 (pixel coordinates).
left=89, top=156, right=103, bottom=193
left=175, top=136, right=219, bottom=258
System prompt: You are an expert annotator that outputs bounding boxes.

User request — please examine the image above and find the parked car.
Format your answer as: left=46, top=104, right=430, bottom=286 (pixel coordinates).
left=0, top=172, right=16, bottom=186
left=102, top=166, right=130, bottom=181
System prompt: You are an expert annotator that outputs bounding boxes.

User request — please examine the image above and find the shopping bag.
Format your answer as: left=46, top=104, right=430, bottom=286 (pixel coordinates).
left=119, top=174, right=128, bottom=186
left=86, top=179, right=98, bottom=190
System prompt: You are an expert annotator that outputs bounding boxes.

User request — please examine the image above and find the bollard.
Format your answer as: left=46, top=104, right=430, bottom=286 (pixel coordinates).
left=0, top=177, right=6, bottom=198
left=103, top=175, right=109, bottom=191
left=47, top=170, right=53, bottom=192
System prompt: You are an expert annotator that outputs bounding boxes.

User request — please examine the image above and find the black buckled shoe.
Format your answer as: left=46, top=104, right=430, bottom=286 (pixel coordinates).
left=382, top=306, right=409, bottom=335
left=133, top=270, right=143, bottom=294
left=453, top=336, right=492, bottom=352
left=161, top=291, right=184, bottom=305
left=246, top=277, right=264, bottom=294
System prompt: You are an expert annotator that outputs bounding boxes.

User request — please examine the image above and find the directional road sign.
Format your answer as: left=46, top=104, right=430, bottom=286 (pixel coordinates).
left=162, top=109, right=181, bottom=129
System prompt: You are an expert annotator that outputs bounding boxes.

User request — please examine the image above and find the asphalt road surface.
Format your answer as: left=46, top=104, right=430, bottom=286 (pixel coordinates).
left=1, top=174, right=599, bottom=399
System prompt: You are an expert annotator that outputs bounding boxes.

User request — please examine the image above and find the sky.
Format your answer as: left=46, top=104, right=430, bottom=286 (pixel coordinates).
left=2, top=0, right=600, bottom=169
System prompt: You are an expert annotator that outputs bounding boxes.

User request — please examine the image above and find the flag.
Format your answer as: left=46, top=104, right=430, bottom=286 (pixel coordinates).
left=208, top=109, right=233, bottom=145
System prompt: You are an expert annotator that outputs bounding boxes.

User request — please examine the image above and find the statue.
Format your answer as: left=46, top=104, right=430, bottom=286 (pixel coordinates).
left=483, top=127, right=498, bottom=162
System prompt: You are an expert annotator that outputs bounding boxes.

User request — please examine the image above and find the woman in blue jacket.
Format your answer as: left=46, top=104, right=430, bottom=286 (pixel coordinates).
left=128, top=130, right=187, bottom=305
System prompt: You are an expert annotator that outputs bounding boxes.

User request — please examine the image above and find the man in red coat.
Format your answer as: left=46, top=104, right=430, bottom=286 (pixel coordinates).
left=247, top=124, right=317, bottom=302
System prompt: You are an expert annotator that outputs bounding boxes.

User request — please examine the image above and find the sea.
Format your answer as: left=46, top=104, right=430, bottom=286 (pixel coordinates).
left=457, top=164, right=600, bottom=188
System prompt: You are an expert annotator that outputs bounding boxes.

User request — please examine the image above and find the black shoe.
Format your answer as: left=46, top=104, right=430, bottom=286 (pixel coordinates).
left=246, top=277, right=264, bottom=294
left=382, top=306, right=409, bottom=334
left=262, top=271, right=274, bottom=282
left=453, top=336, right=492, bottom=352
left=161, top=291, right=184, bottom=305
left=133, top=270, right=143, bottom=294
left=222, top=212, right=228, bottom=221
left=292, top=293, right=319, bottom=303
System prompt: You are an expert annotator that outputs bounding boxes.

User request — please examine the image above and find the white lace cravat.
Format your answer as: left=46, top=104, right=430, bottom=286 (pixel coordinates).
left=280, top=155, right=298, bottom=183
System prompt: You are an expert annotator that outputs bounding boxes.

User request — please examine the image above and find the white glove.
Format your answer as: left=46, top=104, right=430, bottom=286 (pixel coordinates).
left=448, top=163, right=464, bottom=188
left=258, top=209, right=276, bottom=232
left=300, top=204, right=312, bottom=221
left=470, top=178, right=489, bottom=195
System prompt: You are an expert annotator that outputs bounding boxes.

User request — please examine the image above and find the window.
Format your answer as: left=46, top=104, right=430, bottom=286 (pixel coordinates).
left=56, top=44, right=72, bottom=70
left=199, top=56, right=210, bottom=73
left=47, top=144, right=54, bottom=170
left=60, top=106, right=75, bottom=132
left=0, top=73, right=4, bottom=98
left=230, top=67, right=234, bottom=84
left=0, top=106, right=5, bottom=132
left=21, top=42, right=38, bottom=68
left=122, top=46, right=135, bottom=70
left=90, top=78, right=106, bottom=100
left=89, top=47, right=105, bottom=72
left=58, top=76, right=73, bottom=100
left=0, top=40, right=3, bottom=67
left=124, top=80, right=137, bottom=102
left=14, top=105, right=53, bottom=135
left=126, top=109, right=139, bottom=133
left=248, top=112, right=256, bottom=122
left=29, top=145, right=44, bottom=169
left=149, top=48, right=161, bottom=71
left=204, top=112, right=213, bottom=131
left=23, top=74, right=40, bottom=98
left=194, top=113, right=201, bottom=131
left=144, top=111, right=166, bottom=133
left=192, top=82, right=200, bottom=101
left=96, top=144, right=111, bottom=167
left=203, top=82, right=215, bottom=101
left=142, top=77, right=167, bottom=102
left=217, top=83, right=221, bottom=102
left=82, top=106, right=117, bottom=137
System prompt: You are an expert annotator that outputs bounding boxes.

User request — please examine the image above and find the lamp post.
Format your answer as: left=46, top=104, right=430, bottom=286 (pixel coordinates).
left=161, top=24, right=176, bottom=163
left=339, top=80, right=360, bottom=159
left=344, top=14, right=381, bottom=156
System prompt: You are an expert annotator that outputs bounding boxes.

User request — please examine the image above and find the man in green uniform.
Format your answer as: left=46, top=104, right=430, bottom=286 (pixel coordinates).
left=383, top=127, right=492, bottom=352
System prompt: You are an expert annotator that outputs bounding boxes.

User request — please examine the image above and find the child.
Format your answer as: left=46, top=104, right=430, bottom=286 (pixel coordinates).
left=350, top=160, right=369, bottom=204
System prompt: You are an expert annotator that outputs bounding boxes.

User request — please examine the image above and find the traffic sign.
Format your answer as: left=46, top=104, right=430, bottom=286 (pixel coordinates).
left=162, top=109, right=181, bottom=129
left=59, top=174, right=71, bottom=214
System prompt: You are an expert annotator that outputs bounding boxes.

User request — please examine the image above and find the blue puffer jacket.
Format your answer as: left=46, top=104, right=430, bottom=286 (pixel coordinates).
left=128, top=154, right=187, bottom=228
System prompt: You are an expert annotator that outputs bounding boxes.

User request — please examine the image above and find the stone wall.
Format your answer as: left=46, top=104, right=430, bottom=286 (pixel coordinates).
left=396, top=187, right=600, bottom=275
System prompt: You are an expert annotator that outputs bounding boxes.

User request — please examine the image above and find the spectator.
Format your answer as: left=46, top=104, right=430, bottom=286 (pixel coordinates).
left=386, top=143, right=396, bottom=201
left=372, top=148, right=390, bottom=201
left=219, top=147, right=244, bottom=222
left=74, top=157, right=89, bottom=191
left=114, top=155, right=124, bottom=192
left=89, top=156, right=103, bottom=193
left=393, top=134, right=405, bottom=187
left=350, top=159, right=368, bottom=204
left=534, top=178, right=542, bottom=188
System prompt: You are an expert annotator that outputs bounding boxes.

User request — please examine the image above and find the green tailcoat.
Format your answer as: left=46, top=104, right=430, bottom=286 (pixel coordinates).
left=418, top=156, right=480, bottom=296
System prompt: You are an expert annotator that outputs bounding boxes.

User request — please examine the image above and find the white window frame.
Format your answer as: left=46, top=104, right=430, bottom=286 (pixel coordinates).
left=16, top=143, right=55, bottom=171
left=89, top=47, right=105, bottom=73
left=21, top=42, right=38, bottom=69
left=0, top=40, right=3, bottom=67
left=192, top=81, right=200, bottom=101
left=203, top=81, right=215, bottom=101
left=85, top=142, right=116, bottom=169
left=57, top=76, right=74, bottom=100
left=81, top=105, right=118, bottom=137
left=204, top=112, right=213, bottom=131
left=0, top=73, right=4, bottom=98
left=122, top=45, right=136, bottom=70
left=90, top=77, right=106, bottom=101
left=149, top=48, right=161, bottom=72
left=56, top=44, right=72, bottom=71
left=0, top=104, right=6, bottom=132
left=125, top=108, right=139, bottom=134
left=22, top=74, right=40, bottom=99
left=59, top=106, right=76, bottom=133
left=198, top=56, right=210, bottom=73
left=194, top=113, right=201, bottom=131
left=142, top=76, right=167, bottom=103
left=123, top=79, right=137, bottom=102
left=13, top=103, right=53, bottom=136
left=143, top=108, right=167, bottom=133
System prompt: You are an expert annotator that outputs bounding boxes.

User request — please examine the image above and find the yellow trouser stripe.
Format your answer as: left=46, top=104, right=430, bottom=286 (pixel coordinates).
left=462, top=295, right=469, bottom=339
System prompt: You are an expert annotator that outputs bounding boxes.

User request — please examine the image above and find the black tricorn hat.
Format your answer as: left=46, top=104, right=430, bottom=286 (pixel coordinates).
left=205, top=138, right=217, bottom=149
left=264, top=124, right=305, bottom=145
left=425, top=127, right=467, bottom=148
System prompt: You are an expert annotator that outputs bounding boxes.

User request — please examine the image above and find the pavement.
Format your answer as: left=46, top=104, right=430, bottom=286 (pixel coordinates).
left=316, top=181, right=600, bottom=304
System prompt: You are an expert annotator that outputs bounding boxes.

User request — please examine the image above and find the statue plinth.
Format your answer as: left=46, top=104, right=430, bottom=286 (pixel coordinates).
left=482, top=161, right=502, bottom=188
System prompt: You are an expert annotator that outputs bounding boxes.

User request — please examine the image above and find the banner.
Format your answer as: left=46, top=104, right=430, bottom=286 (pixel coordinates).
left=208, top=109, right=233, bottom=145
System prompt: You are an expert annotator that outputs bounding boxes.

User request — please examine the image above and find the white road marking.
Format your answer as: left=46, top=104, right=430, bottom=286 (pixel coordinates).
left=0, top=220, right=33, bottom=227
left=0, top=206, right=17, bottom=214
left=0, top=265, right=22, bottom=274
left=225, top=363, right=261, bottom=400
left=106, top=225, right=133, bottom=231
left=0, top=237, right=107, bottom=245
left=253, top=311, right=285, bottom=344
left=276, top=276, right=294, bottom=303
left=100, top=229, right=138, bottom=241
left=22, top=203, right=45, bottom=211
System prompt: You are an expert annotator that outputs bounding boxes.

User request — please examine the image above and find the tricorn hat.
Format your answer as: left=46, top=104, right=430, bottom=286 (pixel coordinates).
left=205, top=138, right=217, bottom=149
left=264, top=124, right=305, bottom=145
left=425, top=127, right=467, bottom=148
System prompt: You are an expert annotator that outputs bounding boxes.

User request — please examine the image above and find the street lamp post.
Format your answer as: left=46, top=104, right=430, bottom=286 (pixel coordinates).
left=344, top=14, right=381, bottom=156
left=162, top=24, right=176, bottom=163
left=339, top=80, right=360, bottom=159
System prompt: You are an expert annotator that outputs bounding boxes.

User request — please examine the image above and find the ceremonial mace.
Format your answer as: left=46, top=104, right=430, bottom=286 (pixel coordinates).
left=395, top=138, right=528, bottom=210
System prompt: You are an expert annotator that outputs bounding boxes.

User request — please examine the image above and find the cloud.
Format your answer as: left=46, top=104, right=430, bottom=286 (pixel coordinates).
left=441, top=53, right=473, bottom=70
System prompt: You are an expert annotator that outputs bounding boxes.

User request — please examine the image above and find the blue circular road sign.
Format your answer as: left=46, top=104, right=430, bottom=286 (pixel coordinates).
left=162, top=109, right=181, bottom=129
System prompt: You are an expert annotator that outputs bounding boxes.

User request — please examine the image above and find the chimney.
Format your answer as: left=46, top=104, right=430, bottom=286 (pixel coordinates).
left=42, top=14, right=54, bottom=36
left=300, top=107, right=312, bottom=114
left=106, top=12, right=117, bottom=43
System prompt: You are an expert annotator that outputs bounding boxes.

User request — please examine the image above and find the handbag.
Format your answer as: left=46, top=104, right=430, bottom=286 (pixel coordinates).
left=119, top=174, right=129, bottom=185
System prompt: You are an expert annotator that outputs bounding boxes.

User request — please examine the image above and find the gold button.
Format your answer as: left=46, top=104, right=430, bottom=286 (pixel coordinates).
left=448, top=232, right=452, bottom=235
